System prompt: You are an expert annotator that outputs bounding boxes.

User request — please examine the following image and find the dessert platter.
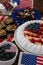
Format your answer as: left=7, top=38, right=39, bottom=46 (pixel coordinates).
left=12, top=8, right=41, bottom=25
left=14, top=20, right=43, bottom=55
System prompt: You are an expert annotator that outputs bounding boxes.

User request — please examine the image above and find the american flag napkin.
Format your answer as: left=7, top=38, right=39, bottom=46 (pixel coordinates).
left=17, top=0, right=33, bottom=9
left=18, top=52, right=43, bottom=65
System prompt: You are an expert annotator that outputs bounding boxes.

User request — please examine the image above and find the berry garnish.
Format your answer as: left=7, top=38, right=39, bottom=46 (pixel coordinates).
left=40, top=23, right=43, bottom=27
left=35, top=34, right=39, bottom=38
left=32, top=30, right=37, bottom=33
left=30, top=38, right=35, bottom=43
left=37, top=39, right=42, bottom=43
left=26, top=28, right=31, bottom=31
left=38, top=31, right=42, bottom=35
left=40, top=27, right=43, bottom=31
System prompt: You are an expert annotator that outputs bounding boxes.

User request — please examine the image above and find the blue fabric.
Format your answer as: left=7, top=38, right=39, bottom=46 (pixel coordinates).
left=12, top=0, right=20, bottom=5
left=21, top=53, right=36, bottom=65
left=11, top=8, right=41, bottom=26
left=31, top=9, right=41, bottom=20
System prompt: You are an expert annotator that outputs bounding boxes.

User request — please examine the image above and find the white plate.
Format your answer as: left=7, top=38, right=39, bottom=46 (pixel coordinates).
left=14, top=20, right=43, bottom=55
left=14, top=28, right=26, bottom=52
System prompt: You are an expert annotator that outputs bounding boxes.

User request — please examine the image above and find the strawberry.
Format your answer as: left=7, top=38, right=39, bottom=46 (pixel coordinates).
left=27, top=33, right=30, bottom=36
left=40, top=27, right=43, bottom=31
left=38, top=31, right=42, bottom=35
left=35, top=34, right=39, bottom=38
left=41, top=35, right=43, bottom=38
left=30, top=38, right=35, bottom=43
left=32, top=30, right=37, bottom=33
left=37, top=39, right=42, bottom=43
left=26, top=28, right=31, bottom=31
left=31, top=34, right=34, bottom=37
left=40, top=24, right=43, bottom=27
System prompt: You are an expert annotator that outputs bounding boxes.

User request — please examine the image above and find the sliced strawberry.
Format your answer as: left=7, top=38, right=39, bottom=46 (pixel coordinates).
left=38, top=31, right=42, bottom=35
left=40, top=24, right=43, bottom=27
left=30, top=38, right=35, bottom=43
left=31, top=34, right=34, bottom=37
left=26, top=28, right=31, bottom=31
left=40, top=27, right=43, bottom=31
left=32, top=30, right=37, bottom=33
left=35, top=34, right=39, bottom=38
left=37, top=39, right=42, bottom=43
left=27, top=33, right=30, bottom=36
left=41, top=35, right=43, bottom=38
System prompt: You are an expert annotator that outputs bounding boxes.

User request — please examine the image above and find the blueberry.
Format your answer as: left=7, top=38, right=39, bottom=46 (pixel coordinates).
left=4, top=44, right=11, bottom=49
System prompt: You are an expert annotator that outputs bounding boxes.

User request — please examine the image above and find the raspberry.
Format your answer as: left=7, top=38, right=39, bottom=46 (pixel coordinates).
left=30, top=38, right=35, bottom=43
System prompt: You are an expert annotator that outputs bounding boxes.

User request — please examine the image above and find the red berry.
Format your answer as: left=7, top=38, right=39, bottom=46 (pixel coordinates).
left=40, top=28, right=43, bottom=31
left=30, top=38, right=35, bottom=43
left=31, top=34, right=34, bottom=37
left=40, top=24, right=43, bottom=27
left=38, top=31, right=42, bottom=35
left=37, top=39, right=42, bottom=43
left=33, top=30, right=37, bottom=33
left=35, top=34, right=39, bottom=38
left=27, top=33, right=30, bottom=36
left=26, top=28, right=31, bottom=31
left=41, top=35, right=43, bottom=38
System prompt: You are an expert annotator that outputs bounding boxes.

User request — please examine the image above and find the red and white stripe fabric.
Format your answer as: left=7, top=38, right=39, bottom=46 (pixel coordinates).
left=36, top=56, right=43, bottom=65
left=17, top=0, right=33, bottom=9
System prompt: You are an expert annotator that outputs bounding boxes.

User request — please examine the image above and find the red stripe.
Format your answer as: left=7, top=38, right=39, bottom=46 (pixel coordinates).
left=37, top=59, right=43, bottom=62
left=37, top=56, right=43, bottom=58
left=20, top=3, right=32, bottom=5
left=19, top=4, right=32, bottom=7
left=36, top=62, right=43, bottom=65
left=21, top=1, right=32, bottom=2
left=36, top=56, right=43, bottom=64
left=20, top=2, right=32, bottom=4
left=19, top=5, right=32, bottom=7
left=0, top=16, right=6, bottom=21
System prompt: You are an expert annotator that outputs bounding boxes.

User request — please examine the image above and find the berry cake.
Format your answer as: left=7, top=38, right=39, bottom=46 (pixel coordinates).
left=15, top=20, right=43, bottom=54
left=24, top=22, right=43, bottom=45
